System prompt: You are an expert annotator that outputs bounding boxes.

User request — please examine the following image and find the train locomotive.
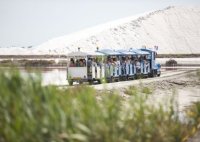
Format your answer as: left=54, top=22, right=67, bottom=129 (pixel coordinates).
left=66, top=48, right=161, bottom=85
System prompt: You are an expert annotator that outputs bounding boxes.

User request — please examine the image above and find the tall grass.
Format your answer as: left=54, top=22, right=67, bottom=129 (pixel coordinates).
left=0, top=70, right=199, bottom=142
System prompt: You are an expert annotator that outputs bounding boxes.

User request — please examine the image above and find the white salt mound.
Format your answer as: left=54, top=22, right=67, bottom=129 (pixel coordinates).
left=1, top=6, right=200, bottom=55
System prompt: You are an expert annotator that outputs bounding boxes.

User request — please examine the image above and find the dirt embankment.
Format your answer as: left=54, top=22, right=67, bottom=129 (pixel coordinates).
left=94, top=70, right=199, bottom=90
left=143, top=71, right=200, bottom=91
left=142, top=71, right=200, bottom=110
left=114, top=71, right=200, bottom=110
left=94, top=70, right=200, bottom=111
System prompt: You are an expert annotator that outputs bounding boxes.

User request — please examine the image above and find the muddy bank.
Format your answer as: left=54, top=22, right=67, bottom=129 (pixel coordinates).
left=118, top=71, right=198, bottom=105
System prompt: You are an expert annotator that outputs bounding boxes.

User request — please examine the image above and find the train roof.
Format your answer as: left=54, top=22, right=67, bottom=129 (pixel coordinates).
left=140, top=48, right=155, bottom=53
left=67, top=48, right=150, bottom=58
left=67, top=50, right=105, bottom=58
left=129, top=48, right=150, bottom=55
left=97, top=49, right=122, bottom=55
left=116, top=49, right=137, bottom=55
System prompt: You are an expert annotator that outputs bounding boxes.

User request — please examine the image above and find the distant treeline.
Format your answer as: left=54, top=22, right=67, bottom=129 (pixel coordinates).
left=0, top=55, right=68, bottom=59
left=0, top=59, right=67, bottom=67
left=157, top=54, right=200, bottom=58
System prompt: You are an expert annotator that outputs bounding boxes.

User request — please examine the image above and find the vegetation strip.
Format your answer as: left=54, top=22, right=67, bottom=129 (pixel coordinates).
left=0, top=70, right=200, bottom=142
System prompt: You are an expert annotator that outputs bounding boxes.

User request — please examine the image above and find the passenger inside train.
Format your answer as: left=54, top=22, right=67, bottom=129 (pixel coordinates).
left=69, top=58, right=86, bottom=67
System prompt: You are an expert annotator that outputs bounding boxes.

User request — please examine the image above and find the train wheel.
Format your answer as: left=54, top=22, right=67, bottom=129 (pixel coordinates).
left=89, top=80, right=93, bottom=85
left=119, top=76, right=122, bottom=81
left=153, top=70, right=157, bottom=77
left=130, top=76, right=134, bottom=80
left=109, top=77, right=113, bottom=83
left=149, top=70, right=156, bottom=78
left=97, top=79, right=102, bottom=84
left=110, top=78, right=113, bottom=83
left=115, top=78, right=119, bottom=82
left=69, top=80, right=73, bottom=86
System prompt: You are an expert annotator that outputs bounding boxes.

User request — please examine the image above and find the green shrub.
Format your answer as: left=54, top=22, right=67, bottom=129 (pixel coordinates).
left=24, top=60, right=55, bottom=67
left=124, top=85, right=138, bottom=96
left=186, top=102, right=200, bottom=133
left=0, top=70, right=198, bottom=142
left=0, top=60, right=15, bottom=66
left=142, top=86, right=152, bottom=94
left=165, top=59, right=178, bottom=66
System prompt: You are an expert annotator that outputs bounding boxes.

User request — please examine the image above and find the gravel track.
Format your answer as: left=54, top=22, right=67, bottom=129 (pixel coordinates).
left=93, top=70, right=196, bottom=90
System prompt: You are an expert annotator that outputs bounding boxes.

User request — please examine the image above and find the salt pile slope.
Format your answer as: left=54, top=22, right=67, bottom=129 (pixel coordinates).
left=2, top=6, right=199, bottom=55
left=32, top=6, right=200, bottom=55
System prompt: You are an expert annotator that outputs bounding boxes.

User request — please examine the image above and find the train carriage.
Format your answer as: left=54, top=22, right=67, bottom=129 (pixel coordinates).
left=67, top=49, right=105, bottom=85
left=97, top=49, right=122, bottom=82
left=86, top=51, right=105, bottom=84
left=116, top=49, right=137, bottom=80
left=140, top=48, right=161, bottom=77
left=66, top=50, right=88, bottom=85
left=128, top=48, right=150, bottom=78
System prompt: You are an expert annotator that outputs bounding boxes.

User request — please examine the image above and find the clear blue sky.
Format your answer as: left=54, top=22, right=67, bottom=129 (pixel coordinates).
left=0, top=0, right=199, bottom=47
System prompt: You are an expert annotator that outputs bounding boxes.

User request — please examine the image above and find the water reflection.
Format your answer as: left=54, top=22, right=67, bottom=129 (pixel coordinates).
left=0, top=67, right=68, bottom=86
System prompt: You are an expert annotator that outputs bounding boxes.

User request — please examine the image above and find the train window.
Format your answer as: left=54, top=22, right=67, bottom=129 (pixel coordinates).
left=69, top=59, right=75, bottom=67
left=69, top=58, right=86, bottom=67
left=147, top=55, right=151, bottom=59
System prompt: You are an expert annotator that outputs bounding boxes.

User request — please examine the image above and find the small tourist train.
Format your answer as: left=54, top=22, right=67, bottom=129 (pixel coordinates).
left=66, top=47, right=161, bottom=85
